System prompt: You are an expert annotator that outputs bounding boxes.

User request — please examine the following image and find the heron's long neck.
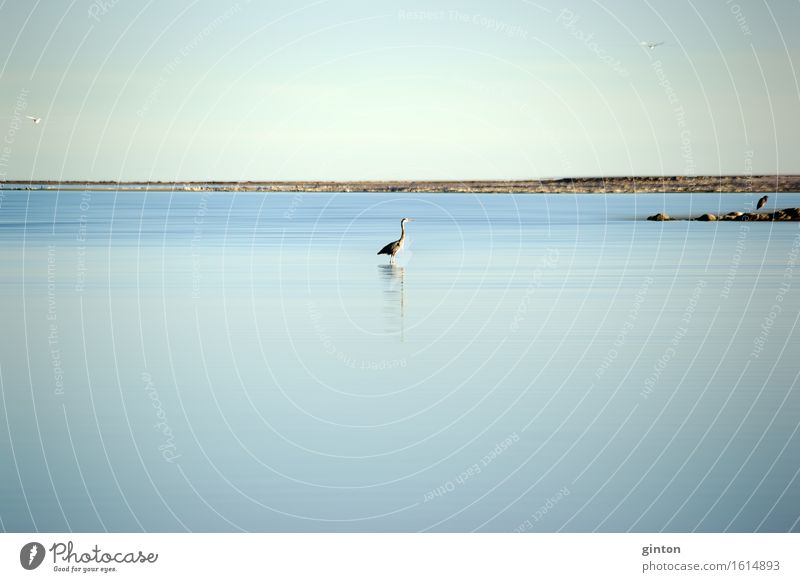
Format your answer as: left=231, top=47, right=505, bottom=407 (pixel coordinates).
left=399, top=221, right=406, bottom=241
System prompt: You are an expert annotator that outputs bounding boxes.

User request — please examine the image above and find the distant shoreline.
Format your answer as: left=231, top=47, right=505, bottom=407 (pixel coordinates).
left=1, top=176, right=798, bottom=193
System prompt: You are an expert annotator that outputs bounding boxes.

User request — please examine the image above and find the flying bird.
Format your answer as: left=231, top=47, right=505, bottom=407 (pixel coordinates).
left=756, top=195, right=768, bottom=210
left=25, top=115, right=42, bottom=124
left=377, top=218, right=414, bottom=263
left=640, top=41, right=664, bottom=50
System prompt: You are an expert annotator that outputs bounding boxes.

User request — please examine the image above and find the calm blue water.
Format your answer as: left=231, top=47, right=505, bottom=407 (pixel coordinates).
left=0, top=189, right=798, bottom=532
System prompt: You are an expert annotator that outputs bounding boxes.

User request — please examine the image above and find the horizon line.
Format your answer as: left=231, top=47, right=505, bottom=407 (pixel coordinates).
left=1, top=174, right=798, bottom=184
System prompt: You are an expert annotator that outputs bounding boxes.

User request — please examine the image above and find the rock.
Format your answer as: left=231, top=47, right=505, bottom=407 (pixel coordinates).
left=646, top=208, right=800, bottom=222
left=771, top=209, right=798, bottom=221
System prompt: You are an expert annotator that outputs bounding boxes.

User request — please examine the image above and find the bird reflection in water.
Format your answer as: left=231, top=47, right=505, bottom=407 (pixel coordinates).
left=378, top=263, right=406, bottom=341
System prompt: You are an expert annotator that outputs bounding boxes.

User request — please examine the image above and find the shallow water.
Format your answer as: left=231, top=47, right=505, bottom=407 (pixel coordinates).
left=0, top=189, right=798, bottom=532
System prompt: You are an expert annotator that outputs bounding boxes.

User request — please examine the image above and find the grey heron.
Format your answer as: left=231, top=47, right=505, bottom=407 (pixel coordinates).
left=377, top=218, right=414, bottom=263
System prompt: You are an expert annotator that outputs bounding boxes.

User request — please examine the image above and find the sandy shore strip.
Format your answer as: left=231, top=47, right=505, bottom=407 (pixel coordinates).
left=2, top=175, right=799, bottom=193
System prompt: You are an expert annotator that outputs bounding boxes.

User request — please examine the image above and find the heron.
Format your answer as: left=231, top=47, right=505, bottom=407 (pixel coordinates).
left=640, top=41, right=664, bottom=50
left=756, top=195, right=768, bottom=210
left=25, top=115, right=42, bottom=124
left=377, top=218, right=414, bottom=263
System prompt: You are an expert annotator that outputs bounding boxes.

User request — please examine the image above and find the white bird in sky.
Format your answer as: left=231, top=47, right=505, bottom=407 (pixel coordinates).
left=25, top=115, right=42, bottom=124
left=640, top=41, right=664, bottom=50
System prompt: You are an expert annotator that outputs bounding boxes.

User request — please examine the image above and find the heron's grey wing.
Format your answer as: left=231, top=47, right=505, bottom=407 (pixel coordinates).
left=377, top=241, right=396, bottom=255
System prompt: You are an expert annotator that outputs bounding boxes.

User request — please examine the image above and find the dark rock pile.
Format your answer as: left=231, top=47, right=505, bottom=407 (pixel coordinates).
left=647, top=208, right=800, bottom=222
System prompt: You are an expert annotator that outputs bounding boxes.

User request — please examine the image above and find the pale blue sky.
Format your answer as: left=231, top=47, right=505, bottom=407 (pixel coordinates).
left=1, top=0, right=798, bottom=180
